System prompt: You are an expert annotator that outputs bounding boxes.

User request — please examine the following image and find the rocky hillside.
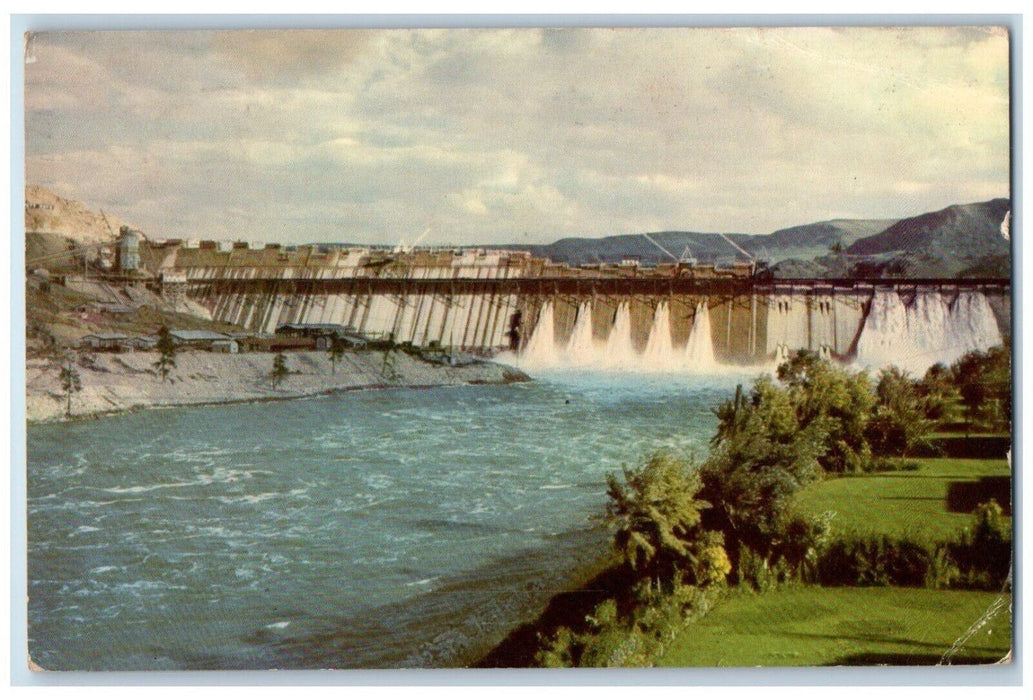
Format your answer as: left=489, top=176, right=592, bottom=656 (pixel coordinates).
left=25, top=185, right=133, bottom=246
left=25, top=185, right=142, bottom=274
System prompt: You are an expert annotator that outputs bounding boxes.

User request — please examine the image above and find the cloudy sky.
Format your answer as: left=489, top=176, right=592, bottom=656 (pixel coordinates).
left=24, top=26, right=1010, bottom=246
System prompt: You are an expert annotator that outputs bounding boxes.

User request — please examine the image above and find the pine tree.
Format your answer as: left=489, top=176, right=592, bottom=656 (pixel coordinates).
left=271, top=352, right=289, bottom=388
left=153, top=325, right=177, bottom=383
left=328, top=335, right=346, bottom=374
left=59, top=358, right=82, bottom=417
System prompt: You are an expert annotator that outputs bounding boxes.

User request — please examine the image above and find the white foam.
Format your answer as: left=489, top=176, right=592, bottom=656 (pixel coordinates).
left=856, top=289, right=1002, bottom=375
left=518, top=299, right=727, bottom=374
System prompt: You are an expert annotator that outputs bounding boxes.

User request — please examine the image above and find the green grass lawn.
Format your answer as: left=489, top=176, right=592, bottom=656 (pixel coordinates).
left=793, top=458, right=1011, bottom=540
left=659, top=586, right=1012, bottom=667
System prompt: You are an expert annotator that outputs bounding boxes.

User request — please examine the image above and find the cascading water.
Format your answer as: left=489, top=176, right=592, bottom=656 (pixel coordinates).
left=905, top=292, right=952, bottom=363
left=684, top=302, right=717, bottom=371
left=519, top=301, right=559, bottom=369
left=564, top=302, right=599, bottom=367
left=514, top=289, right=1002, bottom=377
left=641, top=302, right=678, bottom=371
left=856, top=289, right=1002, bottom=375
left=517, top=299, right=730, bottom=374
left=603, top=303, right=637, bottom=369
left=855, top=290, right=910, bottom=370
left=948, top=291, right=1003, bottom=358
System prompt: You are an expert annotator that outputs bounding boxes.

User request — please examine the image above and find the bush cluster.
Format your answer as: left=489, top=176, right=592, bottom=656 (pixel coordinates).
left=532, top=349, right=1011, bottom=667
left=535, top=582, right=720, bottom=668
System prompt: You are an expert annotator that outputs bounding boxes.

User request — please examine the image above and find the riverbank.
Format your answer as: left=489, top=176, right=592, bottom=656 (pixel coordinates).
left=25, top=349, right=529, bottom=424
left=473, top=453, right=1013, bottom=668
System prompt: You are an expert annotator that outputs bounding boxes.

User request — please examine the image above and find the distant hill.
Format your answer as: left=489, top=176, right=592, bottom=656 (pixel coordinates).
left=752, top=219, right=897, bottom=263
left=490, top=200, right=1010, bottom=279
left=484, top=218, right=897, bottom=269
left=29, top=183, right=1011, bottom=280
left=770, top=199, right=1012, bottom=279
left=844, top=199, right=1011, bottom=278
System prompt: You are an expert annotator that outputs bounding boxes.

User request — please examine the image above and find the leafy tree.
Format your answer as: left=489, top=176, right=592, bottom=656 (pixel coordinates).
left=952, top=347, right=1011, bottom=433
left=328, top=334, right=347, bottom=374
left=271, top=352, right=289, bottom=388
left=954, top=352, right=988, bottom=434
left=917, top=363, right=962, bottom=423
left=777, top=350, right=874, bottom=473
left=866, top=366, right=933, bottom=457
left=59, top=358, right=82, bottom=417
left=153, top=325, right=177, bottom=383
left=605, top=452, right=711, bottom=592
left=700, top=375, right=827, bottom=555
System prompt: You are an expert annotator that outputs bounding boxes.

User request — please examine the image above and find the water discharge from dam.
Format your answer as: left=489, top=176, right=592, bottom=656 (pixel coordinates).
left=855, top=289, right=1003, bottom=375
left=517, top=290, right=1002, bottom=377
left=564, top=301, right=597, bottom=366
left=684, top=302, right=717, bottom=371
left=517, top=300, right=724, bottom=374
left=604, top=303, right=636, bottom=369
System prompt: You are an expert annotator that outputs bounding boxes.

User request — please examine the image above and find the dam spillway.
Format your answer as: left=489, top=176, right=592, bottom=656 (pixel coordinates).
left=141, top=242, right=1010, bottom=373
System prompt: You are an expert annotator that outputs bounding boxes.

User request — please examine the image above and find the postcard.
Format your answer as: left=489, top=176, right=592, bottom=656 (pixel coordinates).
left=22, top=25, right=1012, bottom=672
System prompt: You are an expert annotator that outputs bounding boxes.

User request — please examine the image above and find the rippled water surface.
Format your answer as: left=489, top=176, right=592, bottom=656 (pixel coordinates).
left=28, top=371, right=747, bottom=670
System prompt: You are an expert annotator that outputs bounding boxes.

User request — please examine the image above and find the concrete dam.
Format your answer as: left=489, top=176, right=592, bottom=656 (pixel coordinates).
left=140, top=240, right=1010, bottom=374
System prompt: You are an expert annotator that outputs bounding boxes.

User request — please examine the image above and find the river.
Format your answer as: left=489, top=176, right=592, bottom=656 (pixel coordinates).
left=27, top=370, right=749, bottom=670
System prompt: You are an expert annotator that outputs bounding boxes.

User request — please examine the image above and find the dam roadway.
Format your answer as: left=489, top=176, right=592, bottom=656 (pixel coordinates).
left=184, top=274, right=1010, bottom=296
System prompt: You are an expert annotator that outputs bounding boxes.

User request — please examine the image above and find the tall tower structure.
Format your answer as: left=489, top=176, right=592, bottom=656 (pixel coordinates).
left=116, top=226, right=141, bottom=273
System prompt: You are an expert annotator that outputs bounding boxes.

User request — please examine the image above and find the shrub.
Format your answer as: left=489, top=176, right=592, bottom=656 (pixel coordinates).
left=772, top=510, right=834, bottom=581
left=734, top=545, right=792, bottom=591
left=605, top=452, right=710, bottom=592
left=533, top=583, right=723, bottom=667
left=924, top=543, right=960, bottom=589
left=701, top=377, right=826, bottom=555
left=777, top=351, right=875, bottom=473
left=866, top=367, right=933, bottom=458
left=692, top=530, right=732, bottom=588
left=812, top=501, right=1011, bottom=591
left=816, top=533, right=937, bottom=587
left=949, top=500, right=1012, bottom=590
left=865, top=457, right=922, bottom=473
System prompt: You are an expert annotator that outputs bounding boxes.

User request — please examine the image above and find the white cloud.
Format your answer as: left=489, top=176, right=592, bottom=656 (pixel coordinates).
left=24, top=26, right=1010, bottom=245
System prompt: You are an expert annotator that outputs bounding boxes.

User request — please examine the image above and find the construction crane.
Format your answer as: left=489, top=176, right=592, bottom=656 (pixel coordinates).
left=642, top=233, right=699, bottom=268
left=99, top=209, right=115, bottom=238
left=717, top=232, right=755, bottom=262
left=393, top=227, right=432, bottom=254
left=717, top=232, right=768, bottom=277
left=641, top=232, right=680, bottom=263
left=678, top=245, right=697, bottom=265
